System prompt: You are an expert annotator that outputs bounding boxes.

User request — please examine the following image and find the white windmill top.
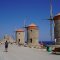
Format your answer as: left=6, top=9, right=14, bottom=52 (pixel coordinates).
left=57, top=13, right=60, bottom=16
left=16, top=29, right=24, bottom=32
left=29, top=23, right=37, bottom=27
left=28, top=23, right=38, bottom=29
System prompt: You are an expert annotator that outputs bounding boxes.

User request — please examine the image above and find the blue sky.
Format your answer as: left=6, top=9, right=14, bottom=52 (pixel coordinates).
left=0, top=0, right=60, bottom=41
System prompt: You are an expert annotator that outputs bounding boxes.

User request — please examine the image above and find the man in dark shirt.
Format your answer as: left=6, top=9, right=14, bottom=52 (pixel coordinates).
left=5, top=41, right=8, bottom=52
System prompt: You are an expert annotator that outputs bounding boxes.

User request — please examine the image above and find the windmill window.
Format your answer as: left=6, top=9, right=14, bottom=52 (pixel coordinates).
left=19, top=33, right=20, bottom=34
left=30, top=30, right=32, bottom=32
left=18, top=39, right=20, bottom=42
left=30, top=38, right=32, bottom=43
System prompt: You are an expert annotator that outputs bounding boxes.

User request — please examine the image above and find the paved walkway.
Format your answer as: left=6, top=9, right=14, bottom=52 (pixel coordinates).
left=0, top=44, right=60, bottom=60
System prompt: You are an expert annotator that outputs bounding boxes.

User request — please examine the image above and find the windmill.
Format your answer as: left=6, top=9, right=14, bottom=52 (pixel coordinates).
left=23, top=0, right=54, bottom=44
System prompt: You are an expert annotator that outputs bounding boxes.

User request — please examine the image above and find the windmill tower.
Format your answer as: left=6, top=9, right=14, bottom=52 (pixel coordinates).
left=53, top=13, right=60, bottom=45
left=16, top=29, right=25, bottom=45
left=27, top=23, right=39, bottom=47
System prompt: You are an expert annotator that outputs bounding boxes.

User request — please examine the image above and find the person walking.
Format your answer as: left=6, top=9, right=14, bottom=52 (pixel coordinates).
left=5, top=41, right=8, bottom=52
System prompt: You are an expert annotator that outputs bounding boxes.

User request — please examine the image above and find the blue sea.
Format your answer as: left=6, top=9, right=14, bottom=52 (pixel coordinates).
left=39, top=41, right=55, bottom=46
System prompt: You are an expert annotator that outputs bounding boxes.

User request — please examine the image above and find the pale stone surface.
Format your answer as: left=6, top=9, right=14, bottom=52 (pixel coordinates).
left=0, top=44, right=60, bottom=60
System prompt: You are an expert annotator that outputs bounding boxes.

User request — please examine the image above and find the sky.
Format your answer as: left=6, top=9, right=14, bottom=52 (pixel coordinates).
left=0, top=0, right=60, bottom=41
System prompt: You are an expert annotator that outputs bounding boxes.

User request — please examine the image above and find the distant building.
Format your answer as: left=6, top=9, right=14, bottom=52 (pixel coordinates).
left=16, top=29, right=25, bottom=45
left=27, top=23, right=39, bottom=47
left=1, top=34, right=15, bottom=44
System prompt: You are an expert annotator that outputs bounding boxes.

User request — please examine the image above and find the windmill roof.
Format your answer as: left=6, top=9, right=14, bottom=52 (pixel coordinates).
left=53, top=13, right=60, bottom=20
left=16, top=29, right=24, bottom=32
left=57, top=13, right=60, bottom=16
left=28, top=23, right=37, bottom=27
